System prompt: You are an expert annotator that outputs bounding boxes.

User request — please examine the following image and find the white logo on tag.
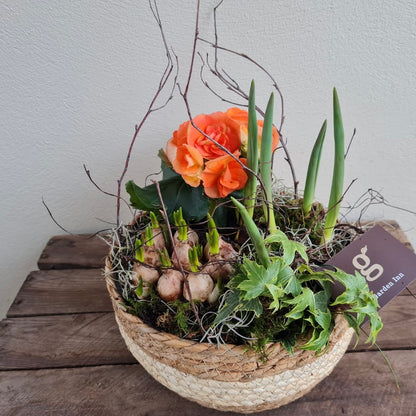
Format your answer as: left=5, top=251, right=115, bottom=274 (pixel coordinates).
left=352, top=246, right=384, bottom=281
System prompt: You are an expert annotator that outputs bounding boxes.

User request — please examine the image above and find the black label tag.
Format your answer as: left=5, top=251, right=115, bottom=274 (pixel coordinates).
left=326, top=225, right=416, bottom=309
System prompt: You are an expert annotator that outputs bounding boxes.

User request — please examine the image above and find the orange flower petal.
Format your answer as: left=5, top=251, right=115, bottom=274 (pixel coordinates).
left=166, top=120, right=190, bottom=163
left=201, top=154, right=248, bottom=198
left=172, top=144, right=203, bottom=187
left=187, top=112, right=241, bottom=160
left=225, top=107, right=248, bottom=124
left=226, top=107, right=280, bottom=154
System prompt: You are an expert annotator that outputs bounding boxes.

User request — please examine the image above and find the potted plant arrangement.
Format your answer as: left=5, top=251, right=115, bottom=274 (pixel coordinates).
left=105, top=84, right=382, bottom=413
left=104, top=2, right=382, bottom=413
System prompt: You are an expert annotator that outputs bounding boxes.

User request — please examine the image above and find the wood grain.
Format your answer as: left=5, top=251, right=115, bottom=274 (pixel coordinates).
left=0, top=313, right=135, bottom=370
left=353, top=294, right=416, bottom=351
left=38, top=234, right=109, bottom=270
left=0, top=350, right=414, bottom=416
left=7, top=269, right=111, bottom=317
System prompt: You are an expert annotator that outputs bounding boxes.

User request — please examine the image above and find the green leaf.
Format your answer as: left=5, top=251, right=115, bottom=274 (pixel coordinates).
left=330, top=270, right=368, bottom=306
left=301, top=326, right=330, bottom=352
left=279, top=333, right=297, bottom=355
left=314, top=309, right=332, bottom=330
left=238, top=258, right=282, bottom=300
left=302, top=120, right=327, bottom=215
left=231, top=196, right=270, bottom=268
left=323, top=88, right=345, bottom=242
left=259, top=93, right=277, bottom=234
left=284, top=274, right=302, bottom=296
left=244, top=80, right=259, bottom=217
left=213, top=289, right=263, bottom=324
left=266, top=283, right=285, bottom=313
left=158, top=148, right=172, bottom=168
left=161, top=163, right=179, bottom=180
left=301, top=309, right=333, bottom=353
left=243, top=297, right=264, bottom=317
left=284, top=287, right=315, bottom=320
left=265, top=230, right=308, bottom=265
left=126, top=177, right=210, bottom=222
left=134, top=278, right=144, bottom=297
left=328, top=268, right=383, bottom=345
left=298, top=271, right=333, bottom=284
left=213, top=290, right=240, bottom=324
left=314, top=290, right=331, bottom=312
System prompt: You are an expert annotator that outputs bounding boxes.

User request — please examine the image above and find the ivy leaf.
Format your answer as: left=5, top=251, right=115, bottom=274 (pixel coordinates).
left=284, top=274, right=302, bottom=296
left=301, top=326, right=331, bottom=352
left=330, top=270, right=368, bottom=306
left=238, top=258, right=282, bottom=300
left=213, top=289, right=263, bottom=324
left=284, top=287, right=315, bottom=320
left=279, top=332, right=297, bottom=355
left=266, top=283, right=285, bottom=313
left=213, top=290, right=240, bottom=324
left=298, top=271, right=333, bottom=284
left=314, top=290, right=331, bottom=313
left=301, top=309, right=333, bottom=352
left=126, top=178, right=210, bottom=222
left=328, top=268, right=383, bottom=345
left=265, top=230, right=308, bottom=265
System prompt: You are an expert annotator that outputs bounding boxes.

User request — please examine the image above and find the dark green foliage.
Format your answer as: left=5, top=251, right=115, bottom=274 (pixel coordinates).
left=126, top=177, right=210, bottom=222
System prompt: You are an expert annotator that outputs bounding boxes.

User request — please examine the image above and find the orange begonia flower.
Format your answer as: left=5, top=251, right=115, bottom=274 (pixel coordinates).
left=187, top=112, right=241, bottom=160
left=226, top=108, right=280, bottom=155
left=166, top=120, right=190, bottom=164
left=201, top=153, right=248, bottom=199
left=172, top=144, right=204, bottom=187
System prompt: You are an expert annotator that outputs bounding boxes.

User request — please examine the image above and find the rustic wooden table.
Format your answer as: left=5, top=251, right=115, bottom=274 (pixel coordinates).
left=1, top=221, right=416, bottom=416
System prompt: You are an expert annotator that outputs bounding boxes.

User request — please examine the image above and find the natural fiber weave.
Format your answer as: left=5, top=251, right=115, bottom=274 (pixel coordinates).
left=105, top=262, right=353, bottom=413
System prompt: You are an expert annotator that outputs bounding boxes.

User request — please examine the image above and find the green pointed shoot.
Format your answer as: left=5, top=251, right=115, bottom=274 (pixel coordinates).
left=231, top=196, right=270, bottom=268
left=144, top=225, right=154, bottom=247
left=149, top=211, right=160, bottom=229
left=302, top=120, right=327, bottom=216
left=243, top=80, right=259, bottom=217
left=323, top=88, right=345, bottom=243
left=260, top=93, right=277, bottom=234
left=158, top=247, right=172, bottom=267
left=188, top=245, right=202, bottom=273
left=173, top=207, right=188, bottom=242
left=206, top=214, right=219, bottom=255
left=135, top=238, right=144, bottom=262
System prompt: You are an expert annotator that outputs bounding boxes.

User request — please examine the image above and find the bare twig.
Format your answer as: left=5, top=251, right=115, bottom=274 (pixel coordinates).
left=42, top=198, right=73, bottom=235
left=345, top=128, right=357, bottom=159
left=84, top=164, right=133, bottom=217
left=195, top=3, right=299, bottom=197
left=183, top=0, right=200, bottom=96
left=116, top=0, right=178, bottom=228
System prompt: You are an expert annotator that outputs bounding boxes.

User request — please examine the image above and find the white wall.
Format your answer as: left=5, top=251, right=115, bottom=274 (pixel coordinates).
left=1, top=0, right=415, bottom=318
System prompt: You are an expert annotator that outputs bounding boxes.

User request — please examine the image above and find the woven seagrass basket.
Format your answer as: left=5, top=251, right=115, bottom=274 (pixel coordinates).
left=105, top=258, right=354, bottom=414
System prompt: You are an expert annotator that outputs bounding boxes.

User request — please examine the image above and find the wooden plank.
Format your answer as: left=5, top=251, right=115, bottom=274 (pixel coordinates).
left=0, top=313, right=135, bottom=370
left=401, top=279, right=416, bottom=295
left=7, top=269, right=112, bottom=317
left=38, top=234, right=109, bottom=270
left=377, top=220, right=414, bottom=251
left=2, top=297, right=416, bottom=371
left=0, top=350, right=414, bottom=416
